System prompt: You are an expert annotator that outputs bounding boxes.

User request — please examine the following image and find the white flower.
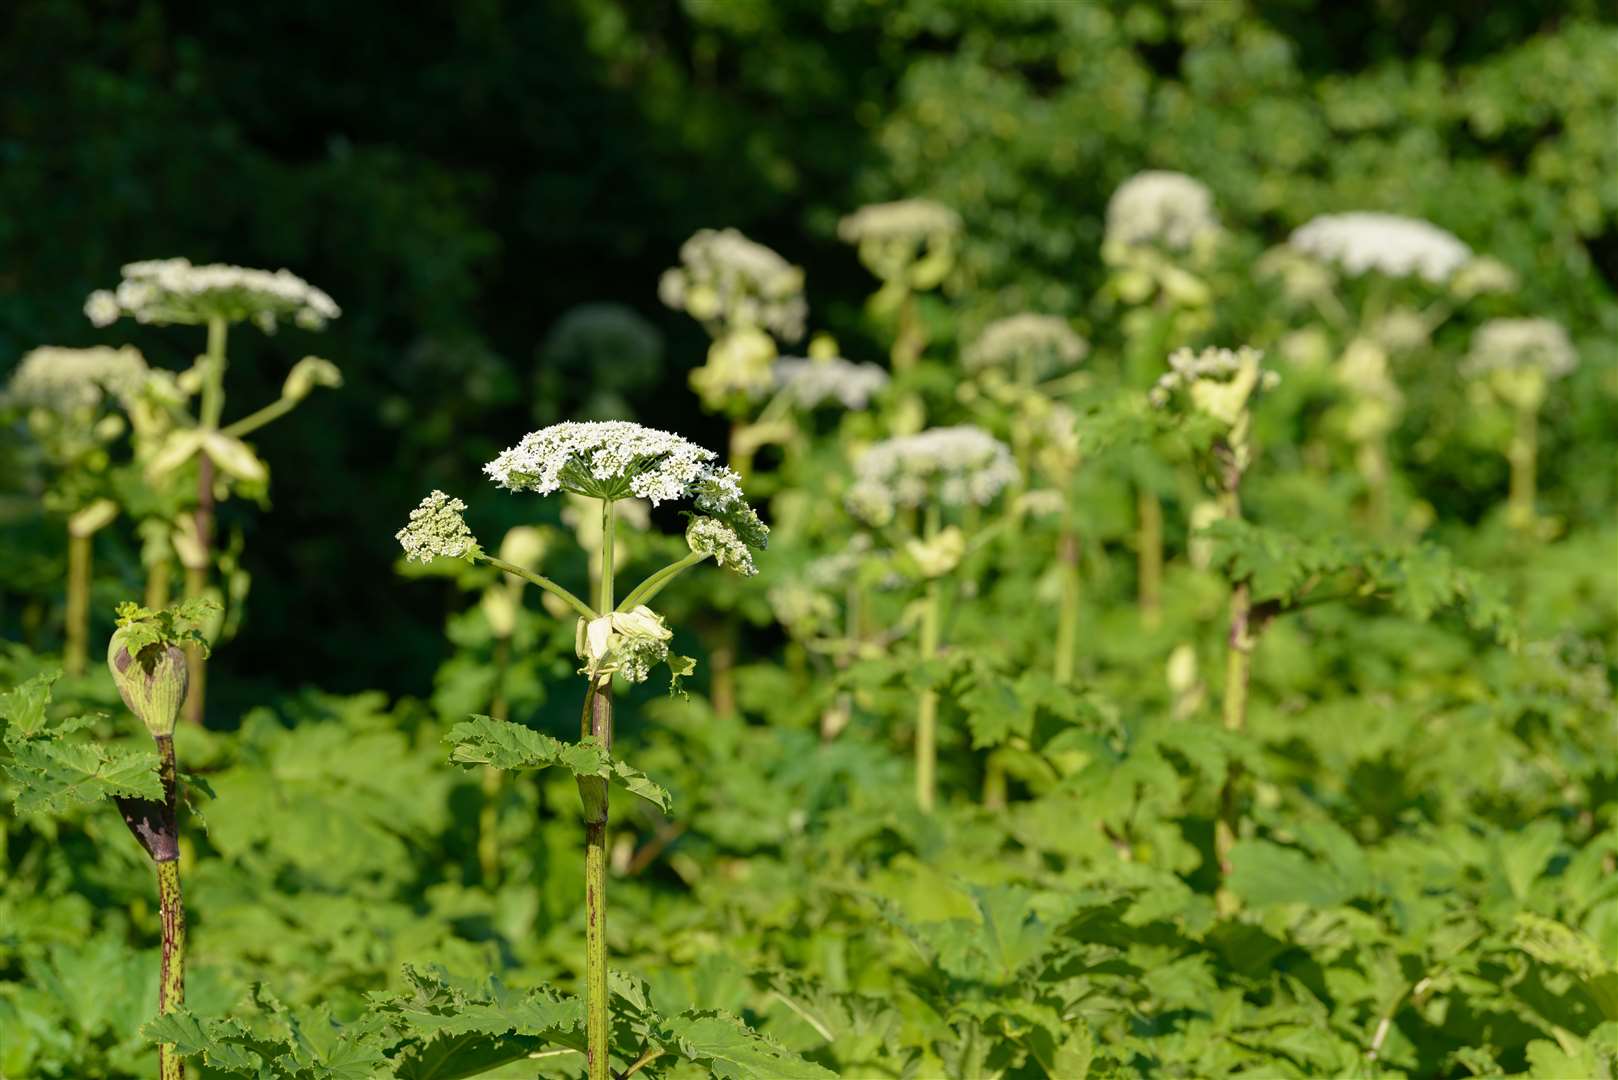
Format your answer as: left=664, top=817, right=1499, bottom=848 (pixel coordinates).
left=1104, top=171, right=1219, bottom=251
left=659, top=228, right=806, bottom=341
left=396, top=491, right=476, bottom=563
left=1463, top=318, right=1577, bottom=380
left=486, top=421, right=768, bottom=548
left=1288, top=213, right=1472, bottom=283
left=773, top=355, right=890, bottom=410
left=1149, top=346, right=1278, bottom=427
left=837, top=199, right=962, bottom=244
left=848, top=425, right=1018, bottom=525
left=576, top=605, right=673, bottom=683
left=7, top=345, right=150, bottom=414
left=87, top=258, right=340, bottom=330
left=963, top=314, right=1089, bottom=378
left=686, top=516, right=756, bottom=576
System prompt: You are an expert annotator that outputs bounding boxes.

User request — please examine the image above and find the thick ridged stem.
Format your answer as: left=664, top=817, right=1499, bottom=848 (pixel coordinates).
left=581, top=498, right=615, bottom=1080
left=1136, top=486, right=1162, bottom=627
left=182, top=560, right=209, bottom=727
left=64, top=530, right=91, bottom=676
left=145, top=555, right=172, bottom=611
left=152, top=735, right=186, bottom=1080
left=915, top=576, right=943, bottom=813
left=1216, top=467, right=1251, bottom=882
left=1508, top=403, right=1538, bottom=531
left=479, top=635, right=512, bottom=886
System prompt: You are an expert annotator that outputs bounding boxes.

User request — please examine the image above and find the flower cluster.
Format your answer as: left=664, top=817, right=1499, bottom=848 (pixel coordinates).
left=1288, top=213, right=1471, bottom=283
left=396, top=491, right=477, bottom=563
left=686, top=516, right=757, bottom=577
left=838, top=199, right=961, bottom=288
left=576, top=606, right=673, bottom=683
left=846, top=425, right=1018, bottom=526
left=1104, top=171, right=1219, bottom=251
left=963, top=314, right=1089, bottom=378
left=1150, top=347, right=1278, bottom=423
left=1463, top=318, right=1577, bottom=380
left=6, top=345, right=150, bottom=415
left=85, top=258, right=340, bottom=331
left=486, top=421, right=768, bottom=548
left=658, top=229, right=807, bottom=341
left=773, top=355, right=890, bottom=410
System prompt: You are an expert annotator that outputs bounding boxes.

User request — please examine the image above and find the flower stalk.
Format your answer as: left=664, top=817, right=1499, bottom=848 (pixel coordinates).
left=581, top=497, right=615, bottom=1080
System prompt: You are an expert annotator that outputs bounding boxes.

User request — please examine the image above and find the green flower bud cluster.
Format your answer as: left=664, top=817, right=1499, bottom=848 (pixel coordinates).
left=105, top=599, right=216, bottom=737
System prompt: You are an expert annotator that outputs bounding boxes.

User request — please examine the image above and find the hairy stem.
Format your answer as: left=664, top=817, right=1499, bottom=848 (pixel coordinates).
left=1508, top=402, right=1538, bottom=531
left=64, top=530, right=91, bottom=676
left=152, top=735, right=186, bottom=1080
left=581, top=498, right=617, bottom=1080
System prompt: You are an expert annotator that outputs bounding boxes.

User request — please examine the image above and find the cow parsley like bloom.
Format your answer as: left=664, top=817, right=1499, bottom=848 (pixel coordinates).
left=685, top=516, right=756, bottom=577
left=396, top=491, right=477, bottom=563
left=847, top=425, right=1018, bottom=526
left=773, top=356, right=890, bottom=410
left=86, top=257, right=340, bottom=331
left=1288, top=213, right=1471, bottom=283
left=659, top=228, right=807, bottom=342
left=7, top=346, right=150, bottom=415
left=1150, top=346, right=1279, bottom=428
left=963, top=314, right=1089, bottom=378
left=1104, top=171, right=1219, bottom=251
left=1463, top=318, right=1577, bottom=380
left=485, top=421, right=768, bottom=550
left=837, top=199, right=962, bottom=245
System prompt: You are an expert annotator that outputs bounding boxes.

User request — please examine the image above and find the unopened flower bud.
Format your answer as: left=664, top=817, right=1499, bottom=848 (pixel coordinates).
left=282, top=355, right=343, bottom=402
left=107, top=630, right=189, bottom=738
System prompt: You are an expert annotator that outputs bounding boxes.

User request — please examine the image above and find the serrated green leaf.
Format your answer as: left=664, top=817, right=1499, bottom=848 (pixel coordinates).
left=7, top=737, right=162, bottom=814
left=446, top=716, right=670, bottom=812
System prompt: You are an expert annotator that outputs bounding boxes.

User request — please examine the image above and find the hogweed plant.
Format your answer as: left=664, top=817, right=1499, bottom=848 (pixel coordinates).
left=838, top=198, right=961, bottom=375
left=1462, top=317, right=1578, bottom=533
left=397, top=421, right=766, bottom=1080
left=88, top=258, right=341, bottom=724
left=1276, top=212, right=1513, bottom=532
left=1101, top=171, right=1221, bottom=624
left=846, top=424, right=1017, bottom=811
left=6, top=345, right=151, bottom=674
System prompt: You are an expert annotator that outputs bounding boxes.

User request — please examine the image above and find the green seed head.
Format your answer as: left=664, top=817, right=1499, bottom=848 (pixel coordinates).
left=107, top=631, right=189, bottom=737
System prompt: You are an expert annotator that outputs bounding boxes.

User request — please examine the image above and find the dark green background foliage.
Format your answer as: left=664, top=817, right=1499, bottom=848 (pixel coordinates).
left=4, top=0, right=1616, bottom=699
left=4, top=5, right=1618, bottom=1078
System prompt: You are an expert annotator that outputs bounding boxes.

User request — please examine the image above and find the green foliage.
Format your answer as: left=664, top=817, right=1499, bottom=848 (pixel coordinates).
left=447, top=715, right=672, bottom=813
left=0, top=670, right=160, bottom=815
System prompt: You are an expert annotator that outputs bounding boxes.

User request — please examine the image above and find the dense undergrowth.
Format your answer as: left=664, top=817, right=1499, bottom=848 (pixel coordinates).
left=4, top=7, right=1618, bottom=1080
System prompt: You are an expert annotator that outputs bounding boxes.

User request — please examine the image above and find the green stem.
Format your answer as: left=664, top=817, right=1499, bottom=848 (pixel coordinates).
left=1136, top=484, right=1162, bottom=627
left=182, top=563, right=208, bottom=727
left=479, top=635, right=512, bottom=886
left=479, top=554, right=596, bottom=621
left=64, top=530, right=91, bottom=676
left=915, top=508, right=944, bottom=812
left=185, top=317, right=228, bottom=728
left=582, top=497, right=616, bottom=1080
left=617, top=551, right=707, bottom=612
left=220, top=394, right=296, bottom=439
left=1054, top=522, right=1081, bottom=686
left=154, top=735, right=186, bottom=1080
left=145, top=555, right=172, bottom=611
left=1508, top=403, right=1538, bottom=531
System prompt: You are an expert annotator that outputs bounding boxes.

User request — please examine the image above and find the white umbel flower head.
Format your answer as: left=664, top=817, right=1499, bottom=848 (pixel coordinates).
left=7, top=345, right=150, bottom=415
left=659, top=228, right=806, bottom=342
left=1151, top=346, right=1278, bottom=432
left=838, top=199, right=962, bottom=288
left=396, top=491, right=477, bottom=563
left=1288, top=213, right=1471, bottom=283
left=1463, top=318, right=1577, bottom=380
left=1104, top=171, right=1219, bottom=251
left=486, top=421, right=769, bottom=550
left=773, top=355, right=890, bottom=410
left=86, top=257, right=340, bottom=331
left=963, top=314, right=1089, bottom=379
left=847, top=425, right=1018, bottom=526
left=685, top=516, right=757, bottom=577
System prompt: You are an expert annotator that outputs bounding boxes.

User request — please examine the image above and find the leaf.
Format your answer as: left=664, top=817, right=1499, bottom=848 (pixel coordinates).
left=0, top=671, right=57, bottom=739
left=446, top=716, right=670, bottom=812
left=1227, top=840, right=1358, bottom=909
left=7, top=738, right=163, bottom=815
left=660, top=1011, right=837, bottom=1080
left=142, top=1013, right=266, bottom=1074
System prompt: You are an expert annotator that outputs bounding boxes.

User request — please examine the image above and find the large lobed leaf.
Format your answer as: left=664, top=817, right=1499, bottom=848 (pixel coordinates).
left=446, top=715, right=671, bottom=812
